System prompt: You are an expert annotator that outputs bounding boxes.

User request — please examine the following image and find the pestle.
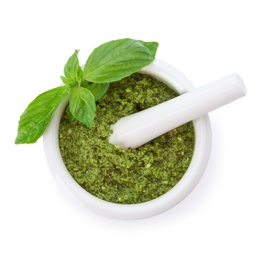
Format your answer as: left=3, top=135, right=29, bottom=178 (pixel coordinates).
left=109, top=73, right=246, bottom=149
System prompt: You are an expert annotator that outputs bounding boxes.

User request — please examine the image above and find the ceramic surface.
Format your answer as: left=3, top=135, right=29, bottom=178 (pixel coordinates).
left=43, top=59, right=212, bottom=220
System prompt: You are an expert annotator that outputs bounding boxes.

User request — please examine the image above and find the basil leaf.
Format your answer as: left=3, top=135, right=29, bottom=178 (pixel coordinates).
left=80, top=79, right=90, bottom=88
left=15, top=86, right=70, bottom=144
left=139, top=40, right=159, bottom=57
left=66, top=105, right=75, bottom=122
left=60, top=76, right=75, bottom=86
left=87, top=83, right=109, bottom=101
left=63, top=50, right=83, bottom=83
left=83, top=38, right=158, bottom=83
left=69, top=87, right=96, bottom=127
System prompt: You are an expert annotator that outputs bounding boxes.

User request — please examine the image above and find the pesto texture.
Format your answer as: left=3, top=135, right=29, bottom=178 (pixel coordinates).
left=59, top=73, right=195, bottom=204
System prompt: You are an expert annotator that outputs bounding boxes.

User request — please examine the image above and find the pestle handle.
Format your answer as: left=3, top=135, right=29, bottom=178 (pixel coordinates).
left=109, top=74, right=246, bottom=149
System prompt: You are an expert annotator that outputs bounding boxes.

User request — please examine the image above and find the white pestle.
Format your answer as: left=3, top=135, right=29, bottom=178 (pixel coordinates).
left=109, top=74, right=246, bottom=149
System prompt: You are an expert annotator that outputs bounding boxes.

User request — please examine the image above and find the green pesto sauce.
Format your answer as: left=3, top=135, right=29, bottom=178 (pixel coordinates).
left=59, top=73, right=195, bottom=204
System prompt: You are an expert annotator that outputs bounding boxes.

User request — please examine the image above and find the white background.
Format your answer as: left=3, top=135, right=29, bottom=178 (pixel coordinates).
left=1, top=0, right=259, bottom=259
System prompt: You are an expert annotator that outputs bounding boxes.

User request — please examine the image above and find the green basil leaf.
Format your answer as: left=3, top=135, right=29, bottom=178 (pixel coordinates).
left=86, top=82, right=109, bottom=101
left=63, top=50, right=83, bottom=81
left=15, top=86, right=71, bottom=144
left=139, top=41, right=159, bottom=56
left=69, top=87, right=96, bottom=127
left=80, top=79, right=90, bottom=88
left=60, top=76, right=76, bottom=86
left=83, top=38, right=158, bottom=83
left=66, top=105, right=75, bottom=122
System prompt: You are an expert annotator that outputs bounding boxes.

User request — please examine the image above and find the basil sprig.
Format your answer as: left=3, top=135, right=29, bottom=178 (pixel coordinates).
left=15, top=38, right=158, bottom=144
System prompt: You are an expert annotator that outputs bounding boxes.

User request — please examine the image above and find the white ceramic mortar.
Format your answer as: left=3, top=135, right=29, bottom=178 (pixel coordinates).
left=43, top=59, right=212, bottom=220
